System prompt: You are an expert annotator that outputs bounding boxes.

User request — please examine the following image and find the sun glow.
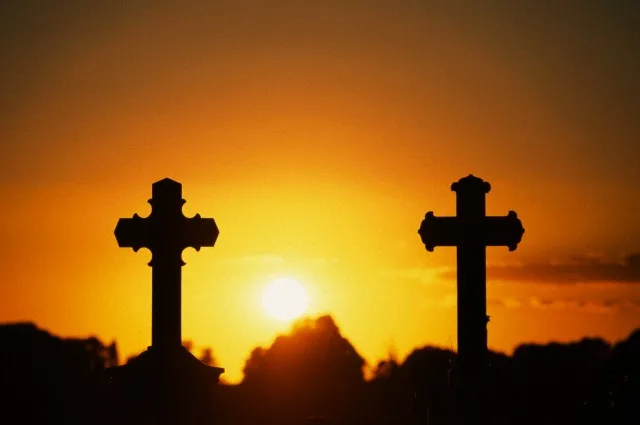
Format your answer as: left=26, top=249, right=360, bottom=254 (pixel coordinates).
left=262, top=277, right=309, bottom=322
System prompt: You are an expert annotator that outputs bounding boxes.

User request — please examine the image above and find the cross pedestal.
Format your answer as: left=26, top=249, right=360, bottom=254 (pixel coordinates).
left=418, top=175, right=524, bottom=422
left=104, top=178, right=224, bottom=425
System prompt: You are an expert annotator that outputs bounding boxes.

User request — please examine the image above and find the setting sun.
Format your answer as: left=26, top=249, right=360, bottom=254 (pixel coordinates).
left=262, top=277, right=309, bottom=322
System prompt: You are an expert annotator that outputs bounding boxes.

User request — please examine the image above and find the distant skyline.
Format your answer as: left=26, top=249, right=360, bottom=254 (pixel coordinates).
left=1, top=1, right=639, bottom=382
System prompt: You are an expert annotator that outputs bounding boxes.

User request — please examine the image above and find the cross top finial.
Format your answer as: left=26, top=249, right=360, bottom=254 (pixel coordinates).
left=451, top=174, right=491, bottom=194
left=151, top=178, right=184, bottom=206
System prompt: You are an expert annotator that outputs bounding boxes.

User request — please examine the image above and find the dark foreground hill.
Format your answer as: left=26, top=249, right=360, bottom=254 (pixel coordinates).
left=0, top=319, right=638, bottom=425
left=0, top=323, right=117, bottom=424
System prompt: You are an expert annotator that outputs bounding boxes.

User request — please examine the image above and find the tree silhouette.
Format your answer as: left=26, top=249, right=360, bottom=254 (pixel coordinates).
left=607, top=329, right=640, bottom=424
left=241, top=315, right=366, bottom=424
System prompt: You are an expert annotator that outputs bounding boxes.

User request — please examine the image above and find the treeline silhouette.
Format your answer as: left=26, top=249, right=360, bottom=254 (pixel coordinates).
left=0, top=318, right=637, bottom=425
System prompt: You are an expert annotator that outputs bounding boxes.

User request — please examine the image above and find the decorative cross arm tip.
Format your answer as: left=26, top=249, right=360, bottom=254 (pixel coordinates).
left=114, top=214, right=147, bottom=252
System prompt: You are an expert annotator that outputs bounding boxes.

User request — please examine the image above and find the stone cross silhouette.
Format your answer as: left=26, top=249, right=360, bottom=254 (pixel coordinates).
left=107, top=178, right=223, bottom=425
left=114, top=178, right=219, bottom=349
left=418, top=175, right=524, bottom=382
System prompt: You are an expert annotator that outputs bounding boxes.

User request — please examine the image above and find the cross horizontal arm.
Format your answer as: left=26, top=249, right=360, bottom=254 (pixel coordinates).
left=114, top=214, right=152, bottom=252
left=180, top=214, right=219, bottom=251
left=418, top=213, right=459, bottom=251
left=418, top=211, right=524, bottom=251
left=483, top=212, right=525, bottom=251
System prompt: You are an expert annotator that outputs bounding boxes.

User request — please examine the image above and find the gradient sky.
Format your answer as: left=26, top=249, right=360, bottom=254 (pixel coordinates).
left=2, top=1, right=639, bottom=383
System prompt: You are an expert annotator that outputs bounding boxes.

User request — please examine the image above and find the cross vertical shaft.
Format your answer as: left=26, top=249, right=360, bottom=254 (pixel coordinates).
left=152, top=251, right=182, bottom=348
left=457, top=244, right=487, bottom=378
left=453, top=177, right=489, bottom=379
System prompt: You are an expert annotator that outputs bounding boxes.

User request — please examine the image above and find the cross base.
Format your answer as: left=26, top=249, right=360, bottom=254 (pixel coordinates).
left=102, top=347, right=224, bottom=425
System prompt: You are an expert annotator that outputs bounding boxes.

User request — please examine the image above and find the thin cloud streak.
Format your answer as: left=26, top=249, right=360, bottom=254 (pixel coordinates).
left=528, top=297, right=640, bottom=314
left=487, top=254, right=640, bottom=284
left=436, top=253, right=640, bottom=284
left=380, top=266, right=454, bottom=285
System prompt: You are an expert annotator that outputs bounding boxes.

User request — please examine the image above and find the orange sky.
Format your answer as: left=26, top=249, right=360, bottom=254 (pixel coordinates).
left=1, top=1, right=639, bottom=383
